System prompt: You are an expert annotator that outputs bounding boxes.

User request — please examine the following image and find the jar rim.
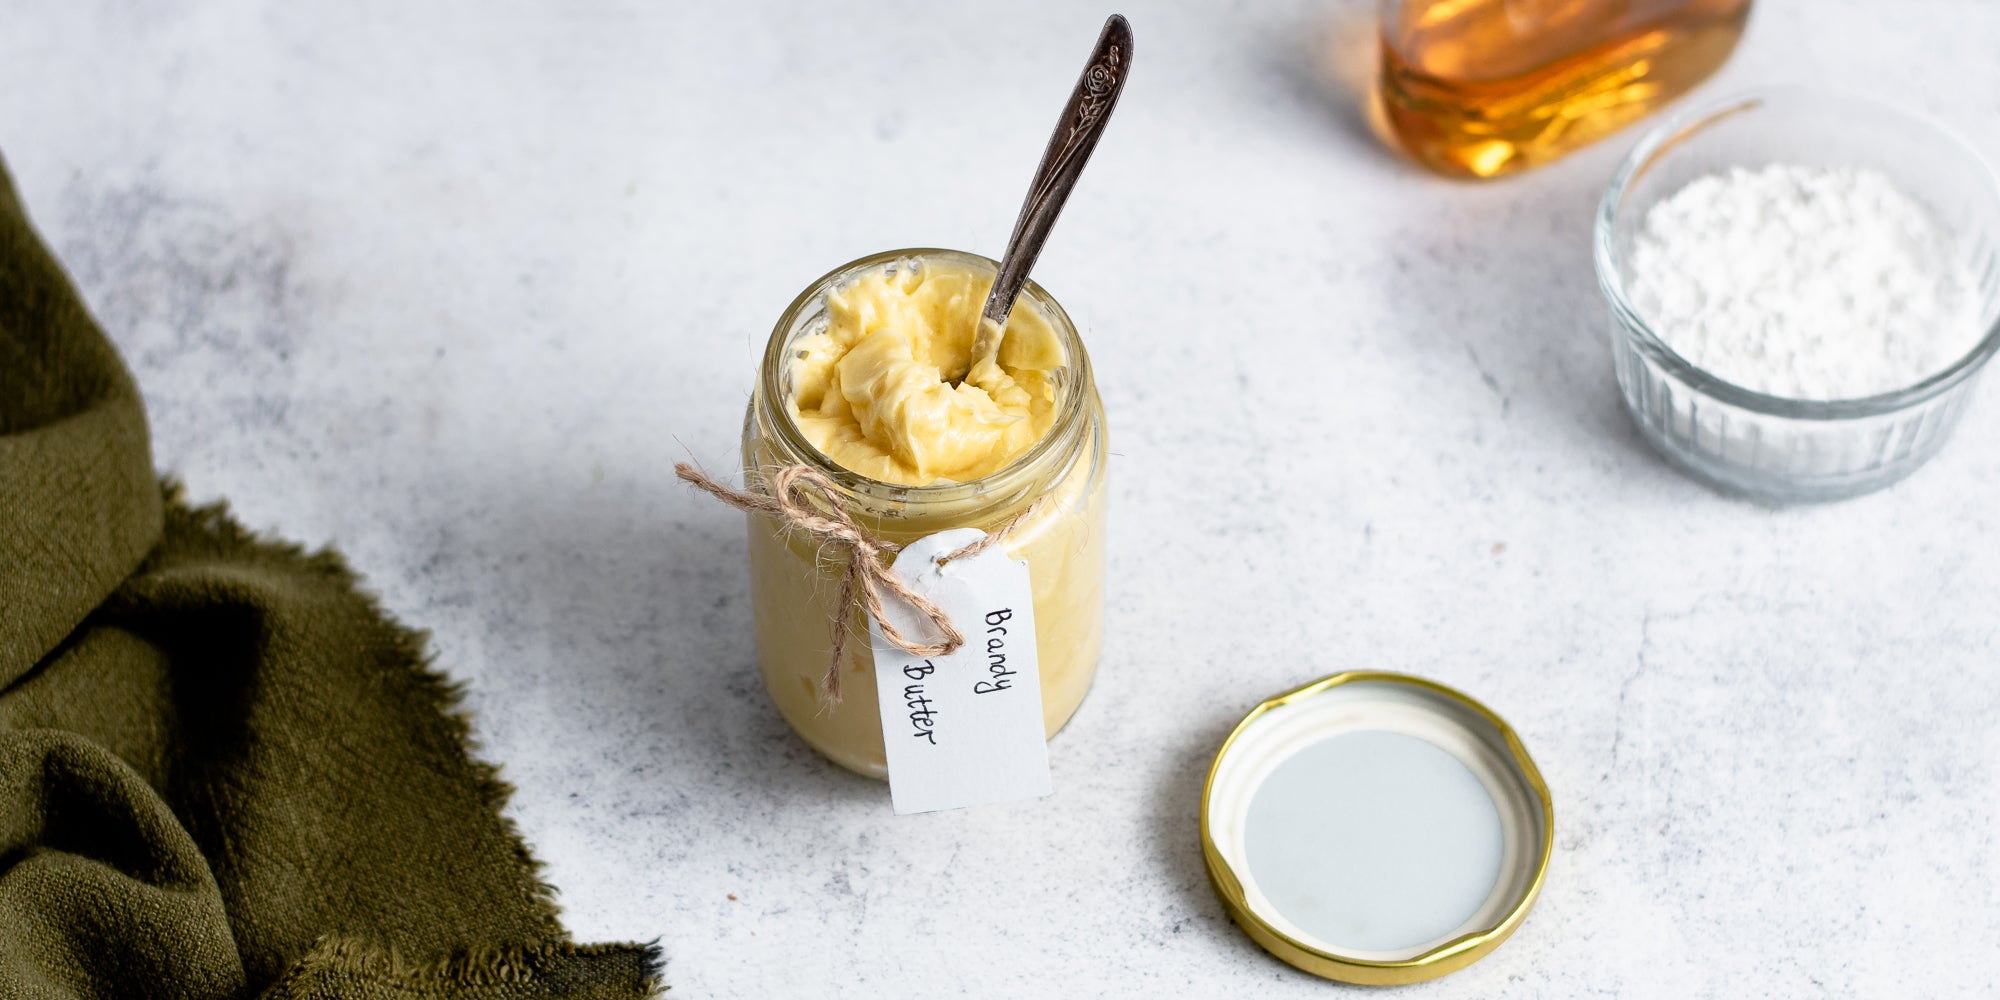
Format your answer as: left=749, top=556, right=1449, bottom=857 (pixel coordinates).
left=754, top=247, right=1096, bottom=507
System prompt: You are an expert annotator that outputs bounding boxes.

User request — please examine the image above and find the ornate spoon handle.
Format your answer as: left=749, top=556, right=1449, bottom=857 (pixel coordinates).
left=966, top=14, right=1133, bottom=375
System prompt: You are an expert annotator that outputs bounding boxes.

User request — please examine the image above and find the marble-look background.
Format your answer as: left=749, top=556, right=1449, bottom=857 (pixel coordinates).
left=4, top=2, right=1997, bottom=996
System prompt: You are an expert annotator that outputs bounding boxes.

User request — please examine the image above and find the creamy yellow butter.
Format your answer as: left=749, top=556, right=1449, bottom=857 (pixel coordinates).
left=745, top=452, right=1104, bottom=777
left=787, top=263, right=1064, bottom=485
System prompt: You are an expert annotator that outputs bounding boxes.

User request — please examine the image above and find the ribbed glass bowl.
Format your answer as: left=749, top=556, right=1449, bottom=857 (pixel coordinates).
left=1595, top=89, right=2000, bottom=502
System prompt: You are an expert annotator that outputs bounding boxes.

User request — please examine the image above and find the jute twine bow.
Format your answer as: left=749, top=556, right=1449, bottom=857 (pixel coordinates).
left=675, top=462, right=1046, bottom=704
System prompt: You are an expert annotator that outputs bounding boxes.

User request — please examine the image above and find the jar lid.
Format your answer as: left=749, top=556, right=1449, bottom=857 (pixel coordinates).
left=1199, top=671, right=1553, bottom=985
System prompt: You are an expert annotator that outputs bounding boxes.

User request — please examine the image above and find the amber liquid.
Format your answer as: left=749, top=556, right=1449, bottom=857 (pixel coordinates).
left=1380, top=0, right=1752, bottom=178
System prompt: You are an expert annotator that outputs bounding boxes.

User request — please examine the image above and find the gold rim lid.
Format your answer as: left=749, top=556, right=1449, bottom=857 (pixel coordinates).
left=1199, top=671, right=1553, bottom=985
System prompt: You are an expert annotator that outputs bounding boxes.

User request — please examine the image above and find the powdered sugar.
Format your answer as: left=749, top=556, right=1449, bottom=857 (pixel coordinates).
left=1629, top=164, right=1983, bottom=400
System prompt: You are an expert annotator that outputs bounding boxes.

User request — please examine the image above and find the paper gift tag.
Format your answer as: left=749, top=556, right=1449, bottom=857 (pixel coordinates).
left=869, top=527, right=1052, bottom=815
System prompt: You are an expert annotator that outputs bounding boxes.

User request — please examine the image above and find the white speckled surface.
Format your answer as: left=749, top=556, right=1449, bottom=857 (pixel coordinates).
left=5, top=2, right=1998, bottom=995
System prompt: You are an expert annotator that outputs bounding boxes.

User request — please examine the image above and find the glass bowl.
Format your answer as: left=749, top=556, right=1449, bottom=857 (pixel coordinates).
left=1595, top=89, right=2000, bottom=502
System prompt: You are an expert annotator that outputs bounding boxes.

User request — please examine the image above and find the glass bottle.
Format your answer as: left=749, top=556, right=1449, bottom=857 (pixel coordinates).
left=1379, top=0, right=1753, bottom=179
left=739, top=249, right=1108, bottom=779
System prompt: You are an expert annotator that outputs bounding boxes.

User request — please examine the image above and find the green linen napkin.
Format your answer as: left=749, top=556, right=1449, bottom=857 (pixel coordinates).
left=0, top=158, right=660, bottom=999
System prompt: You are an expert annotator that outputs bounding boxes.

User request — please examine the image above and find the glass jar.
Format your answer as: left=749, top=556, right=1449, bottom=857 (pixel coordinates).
left=739, top=248, right=1108, bottom=778
left=1379, top=0, right=1753, bottom=178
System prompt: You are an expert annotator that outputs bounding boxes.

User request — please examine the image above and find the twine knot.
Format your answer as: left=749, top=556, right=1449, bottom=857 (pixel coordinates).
left=675, top=462, right=1044, bottom=704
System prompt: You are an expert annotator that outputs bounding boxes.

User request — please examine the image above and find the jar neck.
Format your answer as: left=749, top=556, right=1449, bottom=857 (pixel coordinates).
left=749, top=248, right=1094, bottom=538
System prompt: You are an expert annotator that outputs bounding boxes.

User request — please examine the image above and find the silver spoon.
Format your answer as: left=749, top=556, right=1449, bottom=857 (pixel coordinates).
left=959, top=14, right=1133, bottom=384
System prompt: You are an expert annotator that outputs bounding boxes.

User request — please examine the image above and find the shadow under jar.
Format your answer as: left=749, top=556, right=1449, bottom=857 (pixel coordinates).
left=739, top=249, right=1108, bottom=778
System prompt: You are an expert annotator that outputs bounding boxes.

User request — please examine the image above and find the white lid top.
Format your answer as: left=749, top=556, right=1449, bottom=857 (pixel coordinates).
left=1200, top=672, right=1553, bottom=985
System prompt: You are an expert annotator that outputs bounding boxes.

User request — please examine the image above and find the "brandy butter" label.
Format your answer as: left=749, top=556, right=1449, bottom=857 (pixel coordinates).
left=869, top=528, right=1052, bottom=815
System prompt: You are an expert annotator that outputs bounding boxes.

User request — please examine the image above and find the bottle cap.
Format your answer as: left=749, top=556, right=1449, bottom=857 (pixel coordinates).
left=1199, top=671, right=1553, bottom=984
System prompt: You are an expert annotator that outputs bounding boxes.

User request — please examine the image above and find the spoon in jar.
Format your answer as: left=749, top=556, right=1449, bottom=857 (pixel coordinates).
left=956, top=14, right=1133, bottom=386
